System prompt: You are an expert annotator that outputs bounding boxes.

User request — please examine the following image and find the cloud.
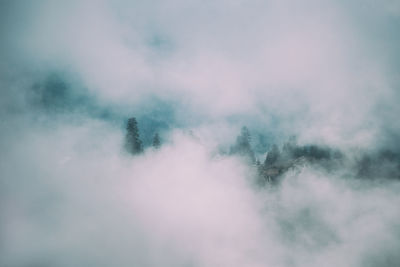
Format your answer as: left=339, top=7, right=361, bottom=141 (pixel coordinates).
left=1, top=118, right=400, bottom=266
left=3, top=0, right=398, bottom=147
left=1, top=1, right=400, bottom=266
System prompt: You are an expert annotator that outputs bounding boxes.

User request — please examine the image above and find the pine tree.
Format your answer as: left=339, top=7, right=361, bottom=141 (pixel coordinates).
left=231, top=126, right=255, bottom=163
left=152, top=132, right=161, bottom=149
left=264, top=144, right=280, bottom=166
left=125, top=117, right=142, bottom=155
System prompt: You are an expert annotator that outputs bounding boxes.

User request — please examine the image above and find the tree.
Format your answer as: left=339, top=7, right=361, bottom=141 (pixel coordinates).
left=231, top=126, right=255, bottom=163
left=282, top=136, right=297, bottom=159
left=152, top=132, right=161, bottom=149
left=125, top=117, right=142, bottom=155
left=264, top=144, right=280, bottom=166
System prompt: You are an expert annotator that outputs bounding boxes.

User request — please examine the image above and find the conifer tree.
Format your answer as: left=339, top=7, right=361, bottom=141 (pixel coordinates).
left=264, top=144, right=280, bottom=166
left=231, top=126, right=255, bottom=163
left=125, top=117, right=142, bottom=155
left=152, top=132, right=161, bottom=149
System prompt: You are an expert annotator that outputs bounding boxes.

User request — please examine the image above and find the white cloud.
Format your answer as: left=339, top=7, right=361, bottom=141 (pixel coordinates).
left=1, top=119, right=400, bottom=266
left=8, top=0, right=397, bottom=147
left=1, top=1, right=400, bottom=265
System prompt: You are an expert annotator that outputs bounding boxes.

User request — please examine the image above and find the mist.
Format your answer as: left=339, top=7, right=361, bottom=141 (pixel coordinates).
left=1, top=1, right=400, bottom=266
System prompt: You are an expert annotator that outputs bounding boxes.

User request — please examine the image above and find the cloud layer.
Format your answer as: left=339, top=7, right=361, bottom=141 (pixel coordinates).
left=1, top=120, right=400, bottom=266
left=1, top=1, right=400, bottom=266
left=2, top=0, right=399, bottom=145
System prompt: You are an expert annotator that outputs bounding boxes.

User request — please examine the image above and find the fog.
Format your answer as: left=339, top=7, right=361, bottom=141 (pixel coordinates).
left=1, top=1, right=400, bottom=266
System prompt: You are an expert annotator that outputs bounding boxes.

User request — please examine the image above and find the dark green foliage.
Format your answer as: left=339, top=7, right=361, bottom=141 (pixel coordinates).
left=264, top=144, right=280, bottom=166
left=356, top=149, right=400, bottom=179
left=152, top=132, right=161, bottom=149
left=357, top=155, right=372, bottom=178
left=125, top=117, right=143, bottom=155
left=230, top=126, right=256, bottom=163
left=259, top=140, right=346, bottom=184
left=281, top=136, right=297, bottom=159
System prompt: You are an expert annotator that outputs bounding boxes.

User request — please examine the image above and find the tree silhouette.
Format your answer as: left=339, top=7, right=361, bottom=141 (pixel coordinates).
left=231, top=126, right=255, bottom=163
left=264, top=144, right=280, bottom=166
left=152, top=132, right=161, bottom=149
left=125, top=117, right=143, bottom=155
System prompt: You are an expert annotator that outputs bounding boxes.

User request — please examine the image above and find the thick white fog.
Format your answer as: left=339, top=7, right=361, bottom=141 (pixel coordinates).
left=1, top=0, right=400, bottom=266
left=1, top=119, right=400, bottom=266
left=4, top=0, right=400, bottom=146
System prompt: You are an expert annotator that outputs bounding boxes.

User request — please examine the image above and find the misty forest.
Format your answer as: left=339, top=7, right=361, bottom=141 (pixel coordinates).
left=1, top=1, right=400, bottom=267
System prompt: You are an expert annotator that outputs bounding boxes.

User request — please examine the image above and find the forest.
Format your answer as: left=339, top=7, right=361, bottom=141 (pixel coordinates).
left=125, top=117, right=400, bottom=185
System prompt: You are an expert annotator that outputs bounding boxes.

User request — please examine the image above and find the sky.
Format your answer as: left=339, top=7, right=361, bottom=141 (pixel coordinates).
left=1, top=0, right=400, bottom=266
